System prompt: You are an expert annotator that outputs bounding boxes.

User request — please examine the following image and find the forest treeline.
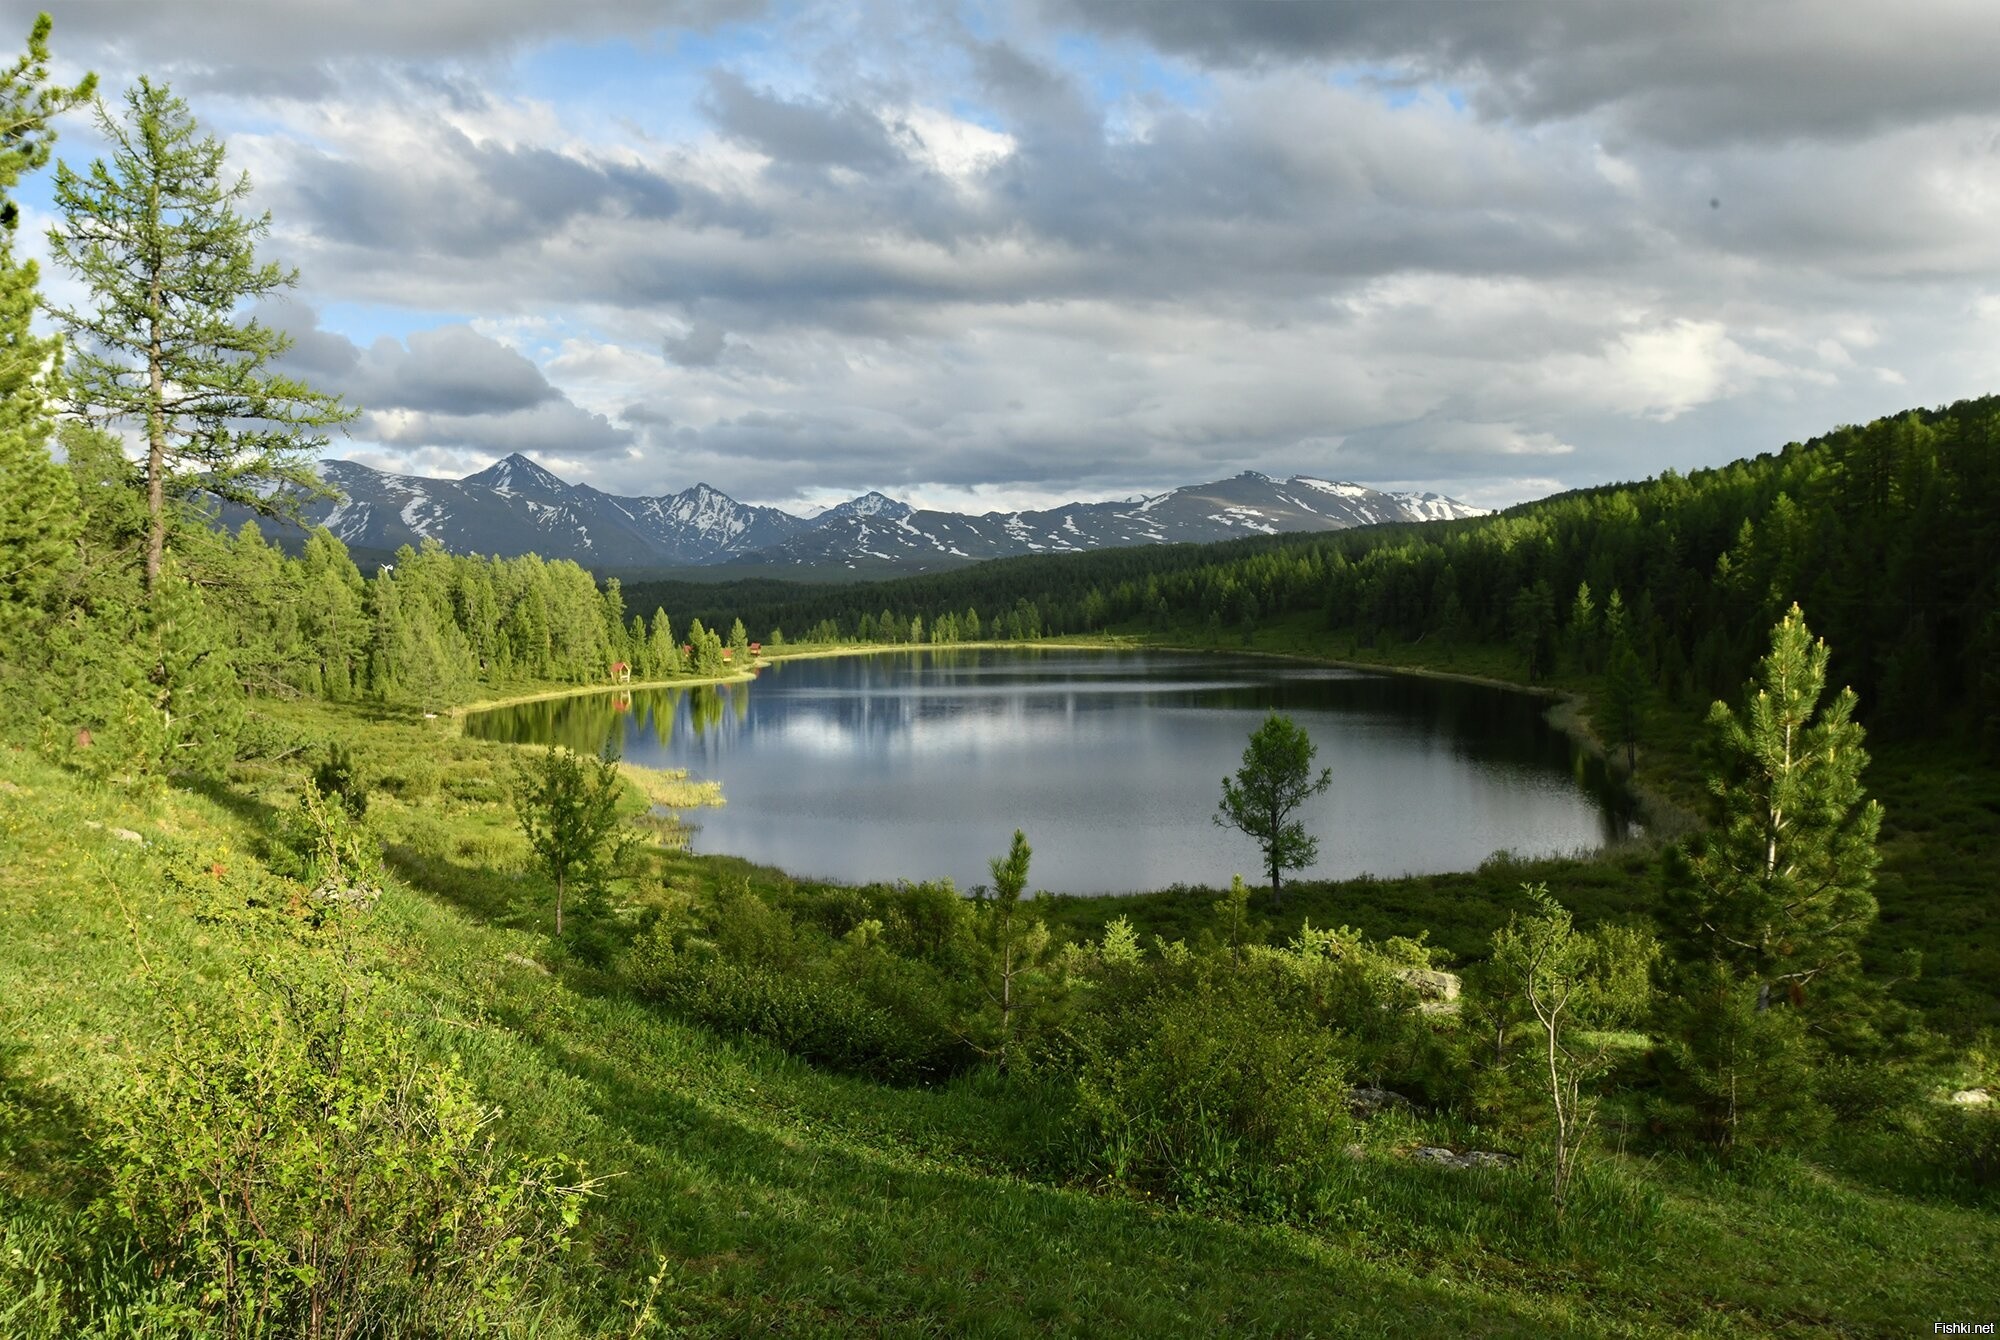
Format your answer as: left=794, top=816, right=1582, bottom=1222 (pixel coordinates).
left=632, top=396, right=2000, bottom=747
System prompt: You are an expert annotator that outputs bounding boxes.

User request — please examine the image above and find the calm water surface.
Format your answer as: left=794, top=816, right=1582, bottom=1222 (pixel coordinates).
left=466, top=649, right=1637, bottom=893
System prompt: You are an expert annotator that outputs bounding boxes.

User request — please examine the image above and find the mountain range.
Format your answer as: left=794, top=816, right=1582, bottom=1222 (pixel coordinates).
left=242, top=455, right=1486, bottom=574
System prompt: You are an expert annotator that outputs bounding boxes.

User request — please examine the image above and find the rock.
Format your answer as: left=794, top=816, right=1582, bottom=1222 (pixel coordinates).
left=1393, top=967, right=1461, bottom=1002
left=0, top=779, right=26, bottom=796
left=109, top=827, right=145, bottom=844
left=1410, top=1146, right=1516, bottom=1171
left=504, top=953, right=551, bottom=976
left=1951, top=1088, right=1993, bottom=1106
left=1346, top=1086, right=1413, bottom=1118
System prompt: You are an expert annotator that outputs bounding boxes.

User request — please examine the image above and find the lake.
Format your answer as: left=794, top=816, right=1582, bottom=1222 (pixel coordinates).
left=465, top=648, right=1638, bottom=894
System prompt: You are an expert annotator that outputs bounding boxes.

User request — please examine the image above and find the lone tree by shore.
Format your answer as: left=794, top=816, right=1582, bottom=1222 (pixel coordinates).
left=1215, top=711, right=1332, bottom=909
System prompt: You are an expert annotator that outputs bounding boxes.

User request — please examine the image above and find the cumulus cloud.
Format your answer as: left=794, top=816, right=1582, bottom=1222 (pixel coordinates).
left=27, top=1, right=1997, bottom=511
left=265, top=305, right=633, bottom=458
left=1047, top=0, right=2000, bottom=147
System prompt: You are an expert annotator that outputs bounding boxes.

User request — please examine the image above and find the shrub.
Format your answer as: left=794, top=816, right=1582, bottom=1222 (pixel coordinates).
left=1645, top=961, right=1830, bottom=1153
left=99, top=963, right=600, bottom=1338
left=1925, top=1105, right=2000, bottom=1194
left=310, top=742, right=369, bottom=817
left=1067, top=967, right=1352, bottom=1212
left=624, top=919, right=975, bottom=1083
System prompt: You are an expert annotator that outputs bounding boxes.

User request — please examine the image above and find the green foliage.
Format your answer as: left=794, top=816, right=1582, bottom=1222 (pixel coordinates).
left=1214, top=712, right=1332, bottom=906
left=99, top=963, right=596, bottom=1337
left=978, top=829, right=1051, bottom=1068
left=310, top=742, right=369, bottom=818
left=511, top=746, right=628, bottom=938
left=285, top=778, right=385, bottom=919
left=623, top=879, right=980, bottom=1082
left=1069, top=967, right=1352, bottom=1212
left=1665, top=604, right=1882, bottom=1004
left=1924, top=1105, right=2000, bottom=1194
left=47, top=78, right=352, bottom=589
left=0, top=15, right=92, bottom=658
left=34, top=560, right=244, bottom=781
left=1647, top=961, right=1829, bottom=1153
left=1601, top=627, right=1647, bottom=771
left=1487, top=884, right=1653, bottom=1214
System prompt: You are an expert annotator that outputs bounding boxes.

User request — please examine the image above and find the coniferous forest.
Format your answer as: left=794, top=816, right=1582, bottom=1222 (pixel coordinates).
left=2, top=16, right=1996, bottom=1338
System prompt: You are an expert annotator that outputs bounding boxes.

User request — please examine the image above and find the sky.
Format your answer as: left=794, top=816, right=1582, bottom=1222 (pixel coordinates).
left=12, top=0, right=2000, bottom=514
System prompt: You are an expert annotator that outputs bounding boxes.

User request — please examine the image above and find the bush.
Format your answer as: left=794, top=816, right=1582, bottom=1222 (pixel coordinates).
left=310, top=742, right=369, bottom=817
left=98, top=962, right=599, bottom=1338
left=1646, top=961, right=1830, bottom=1153
left=1925, top=1105, right=2000, bottom=1194
left=1066, top=967, right=1352, bottom=1212
left=624, top=918, right=975, bottom=1083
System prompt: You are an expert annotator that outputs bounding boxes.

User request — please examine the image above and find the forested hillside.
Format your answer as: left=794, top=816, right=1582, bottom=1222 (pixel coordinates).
left=634, top=396, right=2000, bottom=745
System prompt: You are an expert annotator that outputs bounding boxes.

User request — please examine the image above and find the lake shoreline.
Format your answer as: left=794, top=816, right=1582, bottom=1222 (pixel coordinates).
left=1131, top=636, right=1698, bottom=840
left=470, top=639, right=1652, bottom=895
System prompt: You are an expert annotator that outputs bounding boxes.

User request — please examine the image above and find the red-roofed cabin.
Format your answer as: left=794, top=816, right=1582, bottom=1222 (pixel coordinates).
left=749, top=641, right=762, bottom=656
left=682, top=644, right=692, bottom=656
left=720, top=648, right=733, bottom=662
left=611, top=660, right=630, bottom=683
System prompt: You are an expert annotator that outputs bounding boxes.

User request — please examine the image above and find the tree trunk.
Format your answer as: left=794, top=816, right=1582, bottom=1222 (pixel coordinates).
left=555, top=871, right=564, bottom=937
left=146, top=279, right=166, bottom=592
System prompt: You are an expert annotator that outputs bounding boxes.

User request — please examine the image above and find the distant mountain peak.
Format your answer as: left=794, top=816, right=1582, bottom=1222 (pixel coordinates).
left=814, top=491, right=914, bottom=526
left=464, top=453, right=569, bottom=496
left=232, top=457, right=1482, bottom=576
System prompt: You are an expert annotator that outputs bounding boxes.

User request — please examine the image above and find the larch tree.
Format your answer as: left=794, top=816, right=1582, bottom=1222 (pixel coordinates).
left=513, top=746, right=629, bottom=938
left=0, top=15, right=92, bottom=621
left=980, top=828, right=1048, bottom=1068
left=46, top=77, right=352, bottom=592
left=1214, top=711, right=1333, bottom=909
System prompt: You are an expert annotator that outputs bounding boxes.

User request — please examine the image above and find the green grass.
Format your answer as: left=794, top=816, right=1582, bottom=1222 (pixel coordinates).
left=4, top=655, right=1997, bottom=1335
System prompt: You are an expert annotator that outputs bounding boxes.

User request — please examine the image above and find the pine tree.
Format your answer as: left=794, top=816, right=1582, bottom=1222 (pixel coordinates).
left=299, top=529, right=366, bottom=699
left=1665, top=604, right=1882, bottom=1007
left=47, top=78, right=352, bottom=591
left=728, top=618, right=750, bottom=663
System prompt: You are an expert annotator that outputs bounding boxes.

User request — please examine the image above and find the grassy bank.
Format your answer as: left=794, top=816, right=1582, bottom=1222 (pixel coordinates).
left=5, top=636, right=1996, bottom=1334
left=6, top=712, right=1996, bottom=1336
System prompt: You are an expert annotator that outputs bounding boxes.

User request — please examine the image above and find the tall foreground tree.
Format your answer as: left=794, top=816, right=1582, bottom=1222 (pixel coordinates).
left=47, top=77, right=351, bottom=591
left=0, top=16, right=92, bottom=619
left=1215, top=712, right=1333, bottom=909
left=1665, top=604, right=1882, bottom=1010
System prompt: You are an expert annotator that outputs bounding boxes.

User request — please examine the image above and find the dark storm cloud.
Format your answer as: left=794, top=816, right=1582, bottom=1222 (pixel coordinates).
left=1049, top=0, right=2000, bottom=147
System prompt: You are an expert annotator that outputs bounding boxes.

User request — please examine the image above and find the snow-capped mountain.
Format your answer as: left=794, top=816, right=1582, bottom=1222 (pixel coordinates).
left=234, top=457, right=1484, bottom=573
left=735, top=471, right=1488, bottom=571
left=268, top=456, right=808, bottom=568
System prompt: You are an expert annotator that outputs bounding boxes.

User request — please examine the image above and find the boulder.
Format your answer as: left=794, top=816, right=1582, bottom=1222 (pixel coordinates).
left=1346, top=1086, right=1414, bottom=1118
left=1393, top=967, right=1461, bottom=1002
left=1950, top=1088, right=1993, bottom=1106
